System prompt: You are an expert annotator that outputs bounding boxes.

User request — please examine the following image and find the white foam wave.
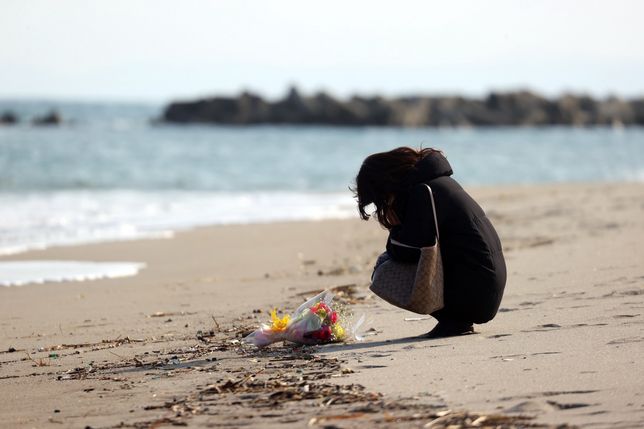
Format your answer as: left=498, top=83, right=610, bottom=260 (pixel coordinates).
left=0, top=191, right=357, bottom=255
left=626, top=168, right=644, bottom=182
left=0, top=260, right=145, bottom=286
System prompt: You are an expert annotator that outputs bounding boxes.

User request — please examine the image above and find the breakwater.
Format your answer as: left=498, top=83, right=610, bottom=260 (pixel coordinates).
left=162, top=88, right=644, bottom=127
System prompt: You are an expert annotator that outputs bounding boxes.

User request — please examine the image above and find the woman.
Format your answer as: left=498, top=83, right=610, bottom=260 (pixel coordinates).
left=354, top=147, right=506, bottom=338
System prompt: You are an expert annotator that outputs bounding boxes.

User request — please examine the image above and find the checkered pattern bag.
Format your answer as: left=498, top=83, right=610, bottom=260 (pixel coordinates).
left=370, top=184, right=445, bottom=314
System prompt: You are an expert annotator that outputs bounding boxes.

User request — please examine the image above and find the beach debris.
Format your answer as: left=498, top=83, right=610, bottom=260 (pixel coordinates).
left=195, top=329, right=216, bottom=341
left=421, top=410, right=544, bottom=428
left=58, top=364, right=94, bottom=380
left=361, top=327, right=381, bottom=337
left=36, top=336, right=145, bottom=353
left=148, top=311, right=196, bottom=318
left=295, top=284, right=370, bottom=305
left=137, top=361, right=382, bottom=424
left=5, top=291, right=576, bottom=429
left=24, top=351, right=51, bottom=367
left=211, top=315, right=221, bottom=332
left=331, top=283, right=371, bottom=305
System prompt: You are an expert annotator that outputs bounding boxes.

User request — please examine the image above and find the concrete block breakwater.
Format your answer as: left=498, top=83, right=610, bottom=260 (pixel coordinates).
left=162, top=87, right=644, bottom=127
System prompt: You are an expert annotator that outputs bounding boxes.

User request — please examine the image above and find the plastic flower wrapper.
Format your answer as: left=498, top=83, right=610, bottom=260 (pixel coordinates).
left=243, top=290, right=365, bottom=347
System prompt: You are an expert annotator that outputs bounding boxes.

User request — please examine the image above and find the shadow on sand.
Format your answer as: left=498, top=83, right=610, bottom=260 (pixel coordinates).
left=315, top=334, right=456, bottom=354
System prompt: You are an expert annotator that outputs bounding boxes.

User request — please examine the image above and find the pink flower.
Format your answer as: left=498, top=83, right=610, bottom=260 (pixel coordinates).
left=329, top=311, right=338, bottom=324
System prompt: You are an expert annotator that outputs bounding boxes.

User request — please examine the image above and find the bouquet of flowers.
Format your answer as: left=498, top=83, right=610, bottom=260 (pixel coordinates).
left=243, top=291, right=362, bottom=347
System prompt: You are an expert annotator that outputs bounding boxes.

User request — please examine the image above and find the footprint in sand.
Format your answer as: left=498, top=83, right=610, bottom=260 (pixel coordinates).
left=487, top=333, right=512, bottom=339
left=606, top=337, right=644, bottom=345
left=546, top=400, right=593, bottom=410
left=531, top=351, right=562, bottom=356
left=505, top=399, right=593, bottom=414
left=603, top=287, right=644, bottom=298
left=505, top=400, right=559, bottom=414
left=519, top=301, right=543, bottom=307
left=522, top=323, right=561, bottom=332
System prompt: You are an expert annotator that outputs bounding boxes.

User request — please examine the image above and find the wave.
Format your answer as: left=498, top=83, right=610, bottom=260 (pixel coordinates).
left=0, top=190, right=357, bottom=255
left=0, top=260, right=145, bottom=287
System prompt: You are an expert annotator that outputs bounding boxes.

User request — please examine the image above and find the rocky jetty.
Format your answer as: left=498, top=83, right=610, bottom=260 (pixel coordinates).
left=0, top=111, right=18, bottom=125
left=32, top=110, right=63, bottom=126
left=162, top=88, right=644, bottom=127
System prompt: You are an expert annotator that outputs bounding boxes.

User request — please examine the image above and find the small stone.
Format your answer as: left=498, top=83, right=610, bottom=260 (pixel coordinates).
left=7, top=347, right=16, bottom=353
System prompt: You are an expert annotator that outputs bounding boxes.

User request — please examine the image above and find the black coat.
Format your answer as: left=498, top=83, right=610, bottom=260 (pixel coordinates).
left=386, top=152, right=506, bottom=324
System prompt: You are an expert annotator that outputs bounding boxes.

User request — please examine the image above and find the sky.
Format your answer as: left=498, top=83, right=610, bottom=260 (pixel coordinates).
left=1, top=0, right=643, bottom=102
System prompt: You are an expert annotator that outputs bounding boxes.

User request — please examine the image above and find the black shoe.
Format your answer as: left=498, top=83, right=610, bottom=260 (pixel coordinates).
left=422, top=321, right=474, bottom=339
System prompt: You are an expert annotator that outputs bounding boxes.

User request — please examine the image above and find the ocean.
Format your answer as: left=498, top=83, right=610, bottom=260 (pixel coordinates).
left=1, top=100, right=643, bottom=257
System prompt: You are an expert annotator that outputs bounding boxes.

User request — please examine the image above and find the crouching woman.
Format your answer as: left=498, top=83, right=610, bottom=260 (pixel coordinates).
left=354, top=147, right=506, bottom=338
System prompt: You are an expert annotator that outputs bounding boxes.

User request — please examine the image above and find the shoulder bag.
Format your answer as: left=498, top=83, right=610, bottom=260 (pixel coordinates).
left=369, top=184, right=445, bottom=314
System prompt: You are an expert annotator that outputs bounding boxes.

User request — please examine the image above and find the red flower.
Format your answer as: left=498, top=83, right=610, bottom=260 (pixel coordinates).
left=311, top=302, right=331, bottom=315
left=329, top=311, right=338, bottom=324
left=318, top=326, right=332, bottom=341
left=310, top=326, right=332, bottom=341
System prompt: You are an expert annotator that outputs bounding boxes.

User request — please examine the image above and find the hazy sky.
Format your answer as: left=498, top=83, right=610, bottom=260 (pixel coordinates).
left=1, top=0, right=643, bottom=102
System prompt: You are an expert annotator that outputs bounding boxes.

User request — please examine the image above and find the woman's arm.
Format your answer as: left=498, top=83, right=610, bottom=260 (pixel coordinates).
left=386, top=184, right=437, bottom=263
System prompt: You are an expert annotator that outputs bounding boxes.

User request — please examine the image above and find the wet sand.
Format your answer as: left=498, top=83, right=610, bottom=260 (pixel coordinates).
left=1, top=182, right=643, bottom=428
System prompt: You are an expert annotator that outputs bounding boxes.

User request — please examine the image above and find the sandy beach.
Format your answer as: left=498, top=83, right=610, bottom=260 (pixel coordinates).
left=1, top=182, right=643, bottom=428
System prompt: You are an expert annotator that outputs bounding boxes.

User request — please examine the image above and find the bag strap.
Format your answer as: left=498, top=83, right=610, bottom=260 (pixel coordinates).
left=423, top=184, right=440, bottom=242
left=389, top=184, right=440, bottom=249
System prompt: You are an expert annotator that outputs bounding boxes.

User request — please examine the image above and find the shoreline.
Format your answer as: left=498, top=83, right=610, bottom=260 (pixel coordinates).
left=1, top=182, right=643, bottom=428
left=0, top=189, right=358, bottom=258
left=2, top=180, right=641, bottom=262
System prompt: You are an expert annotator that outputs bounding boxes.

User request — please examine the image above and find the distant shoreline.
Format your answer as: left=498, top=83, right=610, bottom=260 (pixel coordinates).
left=162, top=87, right=644, bottom=127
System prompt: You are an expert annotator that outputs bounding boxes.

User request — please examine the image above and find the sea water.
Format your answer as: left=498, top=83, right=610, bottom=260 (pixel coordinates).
left=1, top=100, right=643, bottom=258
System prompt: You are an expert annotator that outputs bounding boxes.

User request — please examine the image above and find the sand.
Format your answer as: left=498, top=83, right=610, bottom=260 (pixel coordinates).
left=0, top=182, right=643, bottom=428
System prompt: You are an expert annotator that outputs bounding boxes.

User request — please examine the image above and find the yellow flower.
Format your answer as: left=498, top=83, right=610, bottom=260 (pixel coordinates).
left=270, top=308, right=290, bottom=332
left=332, top=323, right=346, bottom=340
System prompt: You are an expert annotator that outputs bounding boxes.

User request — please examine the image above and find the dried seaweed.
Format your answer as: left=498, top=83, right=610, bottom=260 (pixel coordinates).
left=38, top=336, right=145, bottom=353
left=3, top=295, right=577, bottom=429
